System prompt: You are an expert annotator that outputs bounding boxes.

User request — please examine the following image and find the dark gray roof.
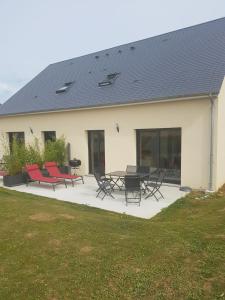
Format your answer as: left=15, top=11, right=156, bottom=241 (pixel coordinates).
left=1, top=17, right=225, bottom=116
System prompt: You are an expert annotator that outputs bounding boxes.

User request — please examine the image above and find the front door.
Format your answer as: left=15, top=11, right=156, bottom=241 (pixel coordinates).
left=88, top=130, right=105, bottom=174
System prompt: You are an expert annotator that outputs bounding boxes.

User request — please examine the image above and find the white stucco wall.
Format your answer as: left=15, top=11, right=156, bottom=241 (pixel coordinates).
left=0, top=97, right=212, bottom=189
left=214, top=77, right=225, bottom=190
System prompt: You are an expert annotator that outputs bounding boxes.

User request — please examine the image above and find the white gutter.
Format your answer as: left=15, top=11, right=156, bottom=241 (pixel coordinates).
left=208, top=93, right=217, bottom=192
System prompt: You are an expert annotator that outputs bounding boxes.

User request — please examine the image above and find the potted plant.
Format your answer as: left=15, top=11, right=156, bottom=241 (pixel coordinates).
left=25, top=138, right=45, bottom=175
left=43, top=136, right=70, bottom=174
left=2, top=140, right=27, bottom=187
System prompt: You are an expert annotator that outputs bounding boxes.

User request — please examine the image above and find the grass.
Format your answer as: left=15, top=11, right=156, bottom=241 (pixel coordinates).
left=0, top=187, right=225, bottom=300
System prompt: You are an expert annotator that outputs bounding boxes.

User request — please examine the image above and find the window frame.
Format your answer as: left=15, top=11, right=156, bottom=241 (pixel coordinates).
left=8, top=132, right=25, bottom=153
left=43, top=131, right=56, bottom=144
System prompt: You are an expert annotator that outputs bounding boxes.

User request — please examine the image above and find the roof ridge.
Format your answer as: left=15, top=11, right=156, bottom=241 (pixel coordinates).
left=50, top=16, right=225, bottom=66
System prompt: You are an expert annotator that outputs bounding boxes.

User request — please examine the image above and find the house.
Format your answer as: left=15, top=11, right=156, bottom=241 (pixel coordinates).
left=0, top=17, right=225, bottom=190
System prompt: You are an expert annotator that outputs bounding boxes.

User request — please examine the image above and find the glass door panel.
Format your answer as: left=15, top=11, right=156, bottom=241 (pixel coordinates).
left=88, top=131, right=105, bottom=174
left=138, top=130, right=159, bottom=168
left=159, top=129, right=181, bottom=182
left=137, top=128, right=181, bottom=184
left=159, top=129, right=181, bottom=170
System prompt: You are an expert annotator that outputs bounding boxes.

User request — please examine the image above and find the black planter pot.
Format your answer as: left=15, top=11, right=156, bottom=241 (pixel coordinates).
left=41, top=169, right=49, bottom=177
left=3, top=173, right=27, bottom=187
left=59, top=166, right=70, bottom=174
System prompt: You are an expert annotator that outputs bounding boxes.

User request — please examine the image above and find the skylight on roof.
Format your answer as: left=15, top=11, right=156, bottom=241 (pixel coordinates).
left=107, top=73, right=120, bottom=80
left=98, top=72, right=120, bottom=88
left=98, top=81, right=112, bottom=87
left=56, top=82, right=74, bottom=94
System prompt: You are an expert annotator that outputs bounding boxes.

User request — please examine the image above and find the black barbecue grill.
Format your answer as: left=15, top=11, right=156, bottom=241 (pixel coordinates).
left=69, top=159, right=81, bottom=175
left=69, top=159, right=81, bottom=168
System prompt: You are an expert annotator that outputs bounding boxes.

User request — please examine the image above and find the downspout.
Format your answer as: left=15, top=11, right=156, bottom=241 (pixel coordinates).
left=208, top=93, right=216, bottom=191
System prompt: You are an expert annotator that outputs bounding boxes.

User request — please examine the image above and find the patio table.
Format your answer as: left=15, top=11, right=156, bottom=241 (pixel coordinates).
left=107, top=171, right=149, bottom=191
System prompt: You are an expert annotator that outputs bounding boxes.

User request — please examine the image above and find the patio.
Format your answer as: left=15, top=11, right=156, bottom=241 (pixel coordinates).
left=0, top=176, right=187, bottom=219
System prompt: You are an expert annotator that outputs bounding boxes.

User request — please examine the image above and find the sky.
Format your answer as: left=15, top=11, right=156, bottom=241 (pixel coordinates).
left=0, top=0, right=224, bottom=104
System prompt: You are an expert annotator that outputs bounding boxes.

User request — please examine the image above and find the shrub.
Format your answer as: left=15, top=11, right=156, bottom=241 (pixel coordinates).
left=2, top=139, right=26, bottom=176
left=43, top=136, right=67, bottom=166
left=25, top=138, right=43, bottom=167
left=1, top=136, right=67, bottom=175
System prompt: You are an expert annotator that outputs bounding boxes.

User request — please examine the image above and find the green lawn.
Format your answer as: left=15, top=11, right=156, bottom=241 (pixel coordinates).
left=0, top=187, right=225, bottom=300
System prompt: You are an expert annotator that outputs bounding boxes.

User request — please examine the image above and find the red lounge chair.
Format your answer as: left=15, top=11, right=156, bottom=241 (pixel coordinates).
left=25, top=164, right=67, bottom=191
left=44, top=162, right=84, bottom=186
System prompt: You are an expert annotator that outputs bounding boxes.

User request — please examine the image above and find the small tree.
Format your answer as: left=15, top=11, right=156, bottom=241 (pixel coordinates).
left=43, top=136, right=67, bottom=166
left=25, top=138, right=43, bottom=167
left=1, top=135, right=67, bottom=175
left=2, top=139, right=26, bottom=175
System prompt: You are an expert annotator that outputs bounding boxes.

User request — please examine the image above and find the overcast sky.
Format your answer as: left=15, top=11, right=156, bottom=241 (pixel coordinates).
left=0, top=0, right=224, bottom=104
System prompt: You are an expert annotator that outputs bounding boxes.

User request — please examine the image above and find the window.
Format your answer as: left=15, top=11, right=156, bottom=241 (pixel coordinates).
left=8, top=132, right=25, bottom=153
left=43, top=131, right=56, bottom=143
left=136, top=128, right=181, bottom=184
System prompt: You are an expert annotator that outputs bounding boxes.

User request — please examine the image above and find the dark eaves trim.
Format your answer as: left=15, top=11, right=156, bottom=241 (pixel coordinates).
left=0, top=92, right=218, bottom=118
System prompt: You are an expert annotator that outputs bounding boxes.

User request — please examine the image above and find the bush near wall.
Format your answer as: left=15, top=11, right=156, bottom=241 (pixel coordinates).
left=43, top=137, right=67, bottom=167
left=2, top=136, right=67, bottom=176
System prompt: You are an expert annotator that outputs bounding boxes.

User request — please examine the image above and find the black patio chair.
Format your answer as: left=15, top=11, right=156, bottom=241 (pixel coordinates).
left=137, top=166, right=151, bottom=192
left=137, top=166, right=151, bottom=180
left=137, top=165, right=150, bottom=174
left=94, top=172, right=114, bottom=200
left=124, top=175, right=142, bottom=206
left=145, top=170, right=165, bottom=201
left=126, top=165, right=137, bottom=173
left=95, top=168, right=112, bottom=182
left=94, top=168, right=113, bottom=192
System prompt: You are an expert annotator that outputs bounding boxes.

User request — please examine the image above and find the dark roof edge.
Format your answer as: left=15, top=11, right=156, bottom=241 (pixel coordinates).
left=0, top=92, right=218, bottom=118
left=50, top=17, right=225, bottom=66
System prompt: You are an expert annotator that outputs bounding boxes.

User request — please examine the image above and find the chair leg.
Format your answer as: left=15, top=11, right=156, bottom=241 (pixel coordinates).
left=158, top=190, right=164, bottom=199
left=104, top=187, right=114, bottom=199
left=96, top=189, right=101, bottom=198
left=53, top=184, right=55, bottom=191
left=64, top=180, right=67, bottom=188
left=107, top=191, right=114, bottom=199
left=145, top=190, right=153, bottom=199
left=71, top=179, right=74, bottom=187
left=153, top=191, right=159, bottom=201
left=152, top=187, right=163, bottom=201
left=81, top=176, right=84, bottom=184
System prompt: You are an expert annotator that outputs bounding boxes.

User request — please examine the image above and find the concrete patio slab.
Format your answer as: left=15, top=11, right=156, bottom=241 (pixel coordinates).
left=0, top=176, right=187, bottom=219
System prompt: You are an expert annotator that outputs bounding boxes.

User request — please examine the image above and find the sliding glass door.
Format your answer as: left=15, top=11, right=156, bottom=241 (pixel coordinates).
left=88, top=130, right=105, bottom=174
left=137, top=128, right=181, bottom=183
